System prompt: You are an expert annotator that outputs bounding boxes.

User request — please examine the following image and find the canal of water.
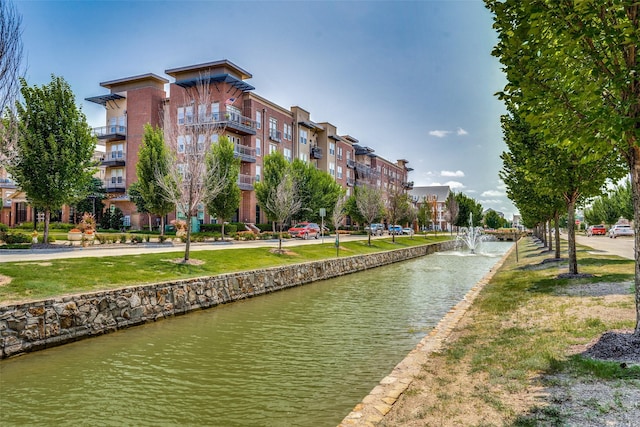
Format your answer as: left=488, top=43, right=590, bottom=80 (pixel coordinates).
left=0, top=242, right=511, bottom=426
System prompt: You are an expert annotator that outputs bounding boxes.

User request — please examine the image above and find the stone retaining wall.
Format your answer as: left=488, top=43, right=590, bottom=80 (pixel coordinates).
left=0, top=240, right=456, bottom=359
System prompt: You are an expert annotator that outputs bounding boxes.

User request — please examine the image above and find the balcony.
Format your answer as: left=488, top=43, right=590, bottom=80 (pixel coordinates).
left=234, top=143, right=256, bottom=163
left=269, top=129, right=282, bottom=143
left=403, top=181, right=415, bottom=190
left=310, top=146, right=323, bottom=160
left=187, top=111, right=257, bottom=136
left=103, top=178, right=126, bottom=193
left=346, top=159, right=355, bottom=169
left=0, top=178, right=16, bottom=189
left=92, top=125, right=126, bottom=141
left=238, top=174, right=255, bottom=191
left=101, top=150, right=126, bottom=167
left=346, top=177, right=355, bottom=187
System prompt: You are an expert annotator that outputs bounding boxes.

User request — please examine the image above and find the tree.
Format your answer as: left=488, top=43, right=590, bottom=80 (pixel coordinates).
left=255, top=151, right=291, bottom=231
left=128, top=181, right=152, bottom=231
left=444, top=191, right=458, bottom=234
left=72, top=177, right=106, bottom=225
left=355, top=185, right=384, bottom=246
left=417, top=196, right=432, bottom=237
left=136, top=124, right=174, bottom=236
left=0, top=0, right=23, bottom=167
left=454, top=193, right=483, bottom=228
left=486, top=0, right=640, bottom=334
left=10, top=76, right=96, bottom=243
left=331, top=195, right=347, bottom=256
left=290, top=158, right=343, bottom=222
left=260, top=172, right=303, bottom=252
left=205, top=135, right=241, bottom=239
left=484, top=210, right=503, bottom=229
left=155, top=79, right=228, bottom=262
left=385, top=187, right=412, bottom=243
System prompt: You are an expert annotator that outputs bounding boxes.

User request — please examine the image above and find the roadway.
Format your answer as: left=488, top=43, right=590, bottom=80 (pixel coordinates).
left=566, top=233, right=634, bottom=260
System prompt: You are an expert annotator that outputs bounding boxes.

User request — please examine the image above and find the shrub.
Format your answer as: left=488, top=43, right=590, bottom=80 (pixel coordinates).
left=119, top=234, right=127, bottom=244
left=158, top=235, right=168, bottom=243
left=255, top=223, right=273, bottom=232
left=0, top=223, right=7, bottom=232
left=200, top=223, right=238, bottom=234
left=235, top=231, right=256, bottom=240
left=131, top=235, right=143, bottom=244
left=2, top=232, right=30, bottom=244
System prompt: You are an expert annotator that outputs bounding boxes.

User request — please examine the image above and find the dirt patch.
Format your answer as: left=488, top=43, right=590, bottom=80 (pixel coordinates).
left=164, top=258, right=205, bottom=266
left=268, top=248, right=299, bottom=256
left=557, top=281, right=633, bottom=297
left=0, top=275, right=12, bottom=286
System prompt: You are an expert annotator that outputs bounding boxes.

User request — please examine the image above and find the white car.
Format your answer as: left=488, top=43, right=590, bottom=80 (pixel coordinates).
left=609, top=224, right=633, bottom=238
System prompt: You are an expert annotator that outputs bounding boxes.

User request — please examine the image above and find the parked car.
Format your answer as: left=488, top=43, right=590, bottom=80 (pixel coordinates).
left=609, top=224, right=633, bottom=238
left=402, top=227, right=414, bottom=235
left=287, top=222, right=321, bottom=239
left=587, top=225, right=607, bottom=236
left=364, top=223, right=385, bottom=236
left=388, top=225, right=403, bottom=235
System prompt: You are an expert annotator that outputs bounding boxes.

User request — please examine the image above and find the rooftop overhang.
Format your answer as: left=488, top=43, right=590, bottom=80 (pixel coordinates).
left=328, top=135, right=343, bottom=141
left=299, top=120, right=322, bottom=130
left=174, top=73, right=255, bottom=92
left=85, top=93, right=125, bottom=106
left=166, top=60, right=252, bottom=80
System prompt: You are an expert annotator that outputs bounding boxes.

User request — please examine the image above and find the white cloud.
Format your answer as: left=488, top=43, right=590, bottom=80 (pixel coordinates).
left=481, top=190, right=504, bottom=197
left=456, top=128, right=468, bottom=135
left=480, top=199, right=502, bottom=204
left=441, top=170, right=465, bottom=178
left=429, top=130, right=451, bottom=138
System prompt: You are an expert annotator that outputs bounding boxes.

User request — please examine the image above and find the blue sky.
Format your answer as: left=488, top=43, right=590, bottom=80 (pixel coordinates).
left=15, top=0, right=516, bottom=218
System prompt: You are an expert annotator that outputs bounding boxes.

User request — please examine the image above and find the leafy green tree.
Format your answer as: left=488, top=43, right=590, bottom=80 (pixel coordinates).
left=290, top=158, right=343, bottom=222
left=454, top=193, right=483, bottom=228
left=612, top=180, right=633, bottom=222
left=128, top=181, right=152, bottom=231
left=486, top=0, right=638, bottom=332
left=331, top=195, right=347, bottom=256
left=10, top=76, right=96, bottom=243
left=255, top=152, right=290, bottom=230
left=484, top=210, right=503, bottom=229
left=345, top=193, right=365, bottom=226
left=444, top=191, right=458, bottom=234
left=72, top=177, right=106, bottom=224
left=206, top=136, right=240, bottom=238
left=110, top=206, right=124, bottom=230
left=416, top=196, right=432, bottom=235
left=136, top=124, right=174, bottom=236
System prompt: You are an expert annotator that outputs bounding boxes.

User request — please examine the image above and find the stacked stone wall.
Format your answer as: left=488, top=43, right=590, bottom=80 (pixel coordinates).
left=0, top=241, right=455, bottom=359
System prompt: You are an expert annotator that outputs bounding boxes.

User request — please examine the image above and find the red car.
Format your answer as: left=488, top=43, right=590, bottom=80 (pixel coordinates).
left=287, top=222, right=320, bottom=239
left=587, top=225, right=607, bottom=236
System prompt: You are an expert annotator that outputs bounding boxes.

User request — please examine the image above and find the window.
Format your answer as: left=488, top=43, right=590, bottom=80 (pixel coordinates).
left=177, top=107, right=185, bottom=125
left=284, top=148, right=292, bottom=162
left=329, top=162, right=335, bottom=176
left=110, top=168, right=123, bottom=184
left=255, top=165, right=261, bottom=183
left=256, top=111, right=262, bottom=129
left=185, top=106, right=194, bottom=124
left=198, top=104, right=207, bottom=122
left=283, top=123, right=292, bottom=140
left=346, top=188, right=351, bottom=197
left=337, top=146, right=343, bottom=160
left=210, top=134, right=219, bottom=144
left=256, top=138, right=261, bottom=156
left=178, top=136, right=185, bottom=153
left=337, top=165, right=343, bottom=179
left=269, top=143, right=277, bottom=154
left=197, top=134, right=206, bottom=152
left=110, top=143, right=123, bottom=159
left=299, top=152, right=308, bottom=162
left=346, top=150, right=351, bottom=160
left=269, top=117, right=277, bottom=132
left=329, top=142, right=335, bottom=156
left=211, top=102, right=220, bottom=120
left=299, top=129, right=308, bottom=145
left=227, top=105, right=241, bottom=122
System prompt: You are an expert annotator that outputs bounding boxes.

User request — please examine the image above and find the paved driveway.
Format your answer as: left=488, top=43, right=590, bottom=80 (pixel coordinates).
left=572, top=233, right=634, bottom=260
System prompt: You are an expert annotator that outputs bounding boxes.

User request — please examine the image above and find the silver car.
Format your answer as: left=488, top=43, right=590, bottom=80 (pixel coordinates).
left=609, top=224, right=633, bottom=238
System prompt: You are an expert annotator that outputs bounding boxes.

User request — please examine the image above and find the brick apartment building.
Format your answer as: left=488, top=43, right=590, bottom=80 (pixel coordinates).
left=3, top=59, right=413, bottom=229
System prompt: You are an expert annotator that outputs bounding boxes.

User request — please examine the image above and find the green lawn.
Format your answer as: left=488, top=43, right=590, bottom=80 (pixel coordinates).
left=0, top=235, right=449, bottom=304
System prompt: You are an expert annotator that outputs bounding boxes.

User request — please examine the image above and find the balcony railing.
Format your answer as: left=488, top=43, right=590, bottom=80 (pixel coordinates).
left=187, top=110, right=257, bottom=135
left=403, top=181, right=415, bottom=189
left=310, top=146, right=323, bottom=159
left=346, top=159, right=355, bottom=169
left=269, top=129, right=282, bottom=143
left=103, top=178, right=126, bottom=193
left=346, top=177, right=355, bottom=187
left=234, top=143, right=256, bottom=163
left=101, top=150, right=126, bottom=166
left=238, top=174, right=255, bottom=191
left=92, top=125, right=126, bottom=140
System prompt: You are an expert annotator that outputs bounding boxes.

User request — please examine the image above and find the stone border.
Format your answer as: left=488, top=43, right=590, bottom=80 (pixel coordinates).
left=0, top=240, right=456, bottom=359
left=338, top=241, right=517, bottom=426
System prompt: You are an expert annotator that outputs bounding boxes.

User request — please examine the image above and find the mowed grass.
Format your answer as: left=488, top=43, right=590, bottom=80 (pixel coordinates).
left=0, top=235, right=449, bottom=304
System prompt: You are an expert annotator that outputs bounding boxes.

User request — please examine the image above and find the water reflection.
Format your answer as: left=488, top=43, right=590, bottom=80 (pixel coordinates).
left=0, top=242, right=511, bottom=426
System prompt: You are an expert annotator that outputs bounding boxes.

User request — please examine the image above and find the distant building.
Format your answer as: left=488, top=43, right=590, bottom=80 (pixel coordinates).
left=409, top=185, right=451, bottom=231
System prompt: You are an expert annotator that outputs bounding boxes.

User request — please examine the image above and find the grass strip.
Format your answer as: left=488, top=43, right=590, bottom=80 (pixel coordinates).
left=0, top=235, right=448, bottom=304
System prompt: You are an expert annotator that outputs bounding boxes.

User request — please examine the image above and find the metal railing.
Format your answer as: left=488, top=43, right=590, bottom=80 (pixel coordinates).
left=238, top=174, right=255, bottom=190
left=234, top=143, right=256, bottom=162
left=269, top=129, right=282, bottom=143
left=187, top=110, right=257, bottom=132
left=92, top=125, right=126, bottom=138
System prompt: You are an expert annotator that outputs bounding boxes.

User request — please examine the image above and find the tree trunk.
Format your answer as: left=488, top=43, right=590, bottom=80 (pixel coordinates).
left=554, top=211, right=561, bottom=260
left=148, top=213, right=152, bottom=233
left=184, top=219, right=191, bottom=262
left=566, top=197, right=578, bottom=275
left=160, top=216, right=165, bottom=237
left=629, top=146, right=640, bottom=336
left=221, top=219, right=225, bottom=240
left=278, top=222, right=283, bottom=252
left=43, top=208, right=50, bottom=244
left=548, top=220, right=553, bottom=252
left=368, top=229, right=372, bottom=246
